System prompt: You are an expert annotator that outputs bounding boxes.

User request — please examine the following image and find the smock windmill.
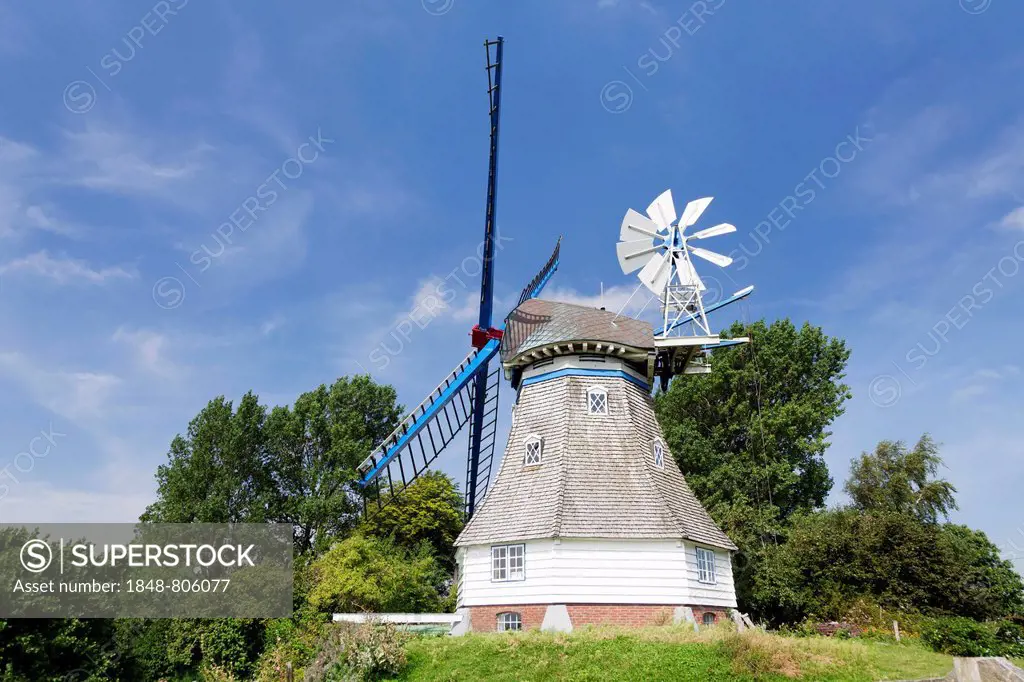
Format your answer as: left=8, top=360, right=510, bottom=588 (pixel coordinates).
left=616, top=189, right=754, bottom=390
left=355, top=37, right=560, bottom=518
left=448, top=191, right=754, bottom=634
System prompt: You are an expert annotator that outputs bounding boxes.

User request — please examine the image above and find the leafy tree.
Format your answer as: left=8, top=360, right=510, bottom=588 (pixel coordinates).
left=143, top=375, right=402, bottom=556
left=0, top=617, right=119, bottom=682
left=750, top=509, right=1024, bottom=625
left=656, top=319, right=851, bottom=547
left=306, top=535, right=448, bottom=615
left=655, top=319, right=850, bottom=610
left=142, top=392, right=273, bottom=524
left=845, top=434, right=958, bottom=523
left=360, top=471, right=465, bottom=562
left=265, top=377, right=402, bottom=556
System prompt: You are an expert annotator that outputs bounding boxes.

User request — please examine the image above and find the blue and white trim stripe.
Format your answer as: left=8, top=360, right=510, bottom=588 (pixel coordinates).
left=519, top=367, right=649, bottom=391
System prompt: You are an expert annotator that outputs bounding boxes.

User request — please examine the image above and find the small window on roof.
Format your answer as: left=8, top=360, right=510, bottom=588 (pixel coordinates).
left=587, top=387, right=608, bottom=415
left=652, top=440, right=665, bottom=469
left=524, top=435, right=543, bottom=466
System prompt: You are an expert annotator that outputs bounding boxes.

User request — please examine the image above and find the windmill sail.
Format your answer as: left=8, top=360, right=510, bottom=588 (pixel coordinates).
left=358, top=38, right=563, bottom=519
left=357, top=342, right=499, bottom=512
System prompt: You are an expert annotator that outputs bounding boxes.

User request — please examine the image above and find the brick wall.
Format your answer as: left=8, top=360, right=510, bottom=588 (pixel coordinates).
left=690, top=605, right=730, bottom=626
left=468, top=603, right=733, bottom=632
left=566, top=604, right=675, bottom=627
left=468, top=604, right=548, bottom=631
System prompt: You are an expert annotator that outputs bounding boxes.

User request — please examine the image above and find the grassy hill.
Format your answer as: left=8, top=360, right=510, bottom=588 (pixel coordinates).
left=392, top=626, right=954, bottom=681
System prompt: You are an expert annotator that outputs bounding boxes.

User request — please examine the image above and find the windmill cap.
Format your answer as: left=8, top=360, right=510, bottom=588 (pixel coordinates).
left=500, top=298, right=654, bottom=366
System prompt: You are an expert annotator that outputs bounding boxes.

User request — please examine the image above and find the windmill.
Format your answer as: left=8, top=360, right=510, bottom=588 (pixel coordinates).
left=449, top=189, right=754, bottom=634
left=616, top=189, right=754, bottom=389
left=356, top=37, right=561, bottom=518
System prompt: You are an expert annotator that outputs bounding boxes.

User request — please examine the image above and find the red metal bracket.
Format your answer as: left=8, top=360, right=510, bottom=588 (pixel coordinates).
left=470, top=325, right=504, bottom=349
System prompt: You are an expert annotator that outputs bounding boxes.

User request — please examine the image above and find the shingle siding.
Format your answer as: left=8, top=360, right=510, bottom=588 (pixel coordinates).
left=456, top=372, right=736, bottom=551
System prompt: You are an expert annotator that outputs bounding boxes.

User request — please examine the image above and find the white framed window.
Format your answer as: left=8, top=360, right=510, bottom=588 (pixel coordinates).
left=702, top=611, right=716, bottom=626
left=523, top=435, right=543, bottom=466
left=587, top=386, right=608, bottom=415
left=491, top=544, right=525, bottom=582
left=497, top=611, right=522, bottom=631
left=652, top=440, right=665, bottom=469
left=696, top=547, right=717, bottom=584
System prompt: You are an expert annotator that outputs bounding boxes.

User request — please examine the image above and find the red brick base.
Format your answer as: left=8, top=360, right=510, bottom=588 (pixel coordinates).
left=468, top=604, right=548, bottom=631
left=467, top=603, right=732, bottom=632
left=690, top=606, right=730, bottom=627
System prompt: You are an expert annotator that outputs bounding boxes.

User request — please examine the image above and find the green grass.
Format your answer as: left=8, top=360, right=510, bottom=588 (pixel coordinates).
left=394, top=626, right=954, bottom=681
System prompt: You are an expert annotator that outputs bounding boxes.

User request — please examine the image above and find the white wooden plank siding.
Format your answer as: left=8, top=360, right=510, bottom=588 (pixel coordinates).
left=459, top=538, right=737, bottom=607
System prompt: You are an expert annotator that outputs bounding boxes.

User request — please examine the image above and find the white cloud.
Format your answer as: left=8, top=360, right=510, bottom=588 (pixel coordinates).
left=1000, top=206, right=1024, bottom=231
left=61, top=126, right=212, bottom=197
left=112, top=327, right=177, bottom=377
left=0, top=352, right=121, bottom=425
left=546, top=283, right=656, bottom=318
left=0, top=251, right=136, bottom=284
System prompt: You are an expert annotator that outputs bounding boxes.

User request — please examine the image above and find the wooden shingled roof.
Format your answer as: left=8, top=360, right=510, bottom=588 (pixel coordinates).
left=501, top=299, right=654, bottom=364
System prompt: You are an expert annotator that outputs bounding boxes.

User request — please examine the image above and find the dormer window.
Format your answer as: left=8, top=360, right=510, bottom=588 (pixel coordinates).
left=524, top=435, right=543, bottom=466
left=652, top=440, right=665, bottom=468
left=587, top=387, right=608, bottom=415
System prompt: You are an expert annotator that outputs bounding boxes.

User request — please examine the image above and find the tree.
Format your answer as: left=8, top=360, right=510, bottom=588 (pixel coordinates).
left=360, top=471, right=465, bottom=563
left=845, top=434, right=958, bottom=523
left=306, top=535, right=448, bottom=615
left=265, top=376, right=403, bottom=555
left=749, top=509, right=1024, bottom=624
left=142, top=375, right=402, bottom=556
left=655, top=318, right=851, bottom=547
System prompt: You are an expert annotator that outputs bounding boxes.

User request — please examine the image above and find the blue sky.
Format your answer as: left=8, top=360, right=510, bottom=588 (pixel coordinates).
left=1, top=1, right=1022, bottom=570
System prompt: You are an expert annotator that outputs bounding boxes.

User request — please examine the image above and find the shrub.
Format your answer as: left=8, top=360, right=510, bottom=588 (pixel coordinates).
left=200, top=662, right=241, bottom=681
left=304, top=623, right=407, bottom=682
left=995, top=620, right=1024, bottom=658
left=921, top=616, right=999, bottom=656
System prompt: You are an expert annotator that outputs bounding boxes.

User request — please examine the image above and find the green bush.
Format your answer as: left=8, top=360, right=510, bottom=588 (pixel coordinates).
left=995, top=620, right=1024, bottom=658
left=921, top=617, right=999, bottom=656
left=304, top=623, right=407, bottom=681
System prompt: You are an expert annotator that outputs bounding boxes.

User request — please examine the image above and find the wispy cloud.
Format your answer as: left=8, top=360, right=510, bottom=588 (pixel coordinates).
left=1000, top=206, right=1024, bottom=231
left=112, top=327, right=179, bottom=378
left=0, top=351, right=121, bottom=425
left=0, top=251, right=136, bottom=284
left=61, top=126, right=212, bottom=198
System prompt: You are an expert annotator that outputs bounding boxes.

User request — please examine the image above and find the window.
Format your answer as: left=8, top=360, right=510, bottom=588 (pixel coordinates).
left=491, top=544, right=525, bottom=581
left=587, top=387, right=608, bottom=415
left=652, top=440, right=665, bottom=468
left=702, top=612, right=716, bottom=626
left=696, top=547, right=717, bottom=584
left=497, top=612, right=522, bottom=631
left=524, top=436, right=543, bottom=466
